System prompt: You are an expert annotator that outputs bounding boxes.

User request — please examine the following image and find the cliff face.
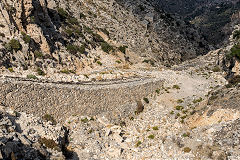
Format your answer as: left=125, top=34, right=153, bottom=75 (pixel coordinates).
left=0, top=0, right=209, bottom=74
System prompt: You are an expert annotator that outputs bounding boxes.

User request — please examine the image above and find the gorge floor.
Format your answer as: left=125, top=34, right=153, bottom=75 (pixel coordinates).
left=64, top=51, right=234, bottom=160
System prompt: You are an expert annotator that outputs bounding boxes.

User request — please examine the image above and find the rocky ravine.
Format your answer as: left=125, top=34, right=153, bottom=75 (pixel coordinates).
left=0, top=0, right=240, bottom=160
left=1, top=48, right=240, bottom=159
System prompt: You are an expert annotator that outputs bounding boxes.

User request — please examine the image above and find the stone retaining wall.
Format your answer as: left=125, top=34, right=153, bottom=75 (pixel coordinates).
left=0, top=77, right=163, bottom=123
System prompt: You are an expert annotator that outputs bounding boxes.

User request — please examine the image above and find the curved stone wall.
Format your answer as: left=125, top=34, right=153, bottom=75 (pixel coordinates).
left=0, top=77, right=163, bottom=123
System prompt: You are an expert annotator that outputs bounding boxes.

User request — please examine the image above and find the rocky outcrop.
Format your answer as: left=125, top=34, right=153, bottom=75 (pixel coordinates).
left=0, top=107, right=66, bottom=159
left=0, top=0, right=210, bottom=75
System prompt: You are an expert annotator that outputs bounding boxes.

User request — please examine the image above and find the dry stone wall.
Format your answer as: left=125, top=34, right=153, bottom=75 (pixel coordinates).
left=0, top=77, right=163, bottom=123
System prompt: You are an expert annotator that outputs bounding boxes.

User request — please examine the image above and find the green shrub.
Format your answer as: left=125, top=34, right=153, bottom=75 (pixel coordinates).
left=30, top=16, right=35, bottom=23
left=34, top=51, right=43, bottom=58
left=66, top=44, right=85, bottom=54
left=177, top=99, right=183, bottom=103
left=65, top=28, right=73, bottom=37
left=193, top=97, right=203, bottom=103
left=5, top=39, right=22, bottom=52
left=100, top=28, right=110, bottom=37
left=183, top=147, right=191, bottom=153
left=155, top=89, right=160, bottom=94
left=175, top=105, right=184, bottom=110
left=8, top=67, right=14, bottom=72
left=148, top=135, right=154, bottom=139
left=212, top=66, right=220, bottom=72
left=37, top=68, right=46, bottom=76
left=93, top=33, right=104, bottom=42
left=38, top=137, right=60, bottom=151
left=143, top=97, right=149, bottom=104
left=135, top=141, right=142, bottom=147
left=101, top=42, right=113, bottom=53
left=229, top=44, right=240, bottom=59
left=172, top=85, right=180, bottom=89
left=60, top=69, right=75, bottom=74
left=233, top=30, right=240, bottom=39
left=27, top=74, right=38, bottom=79
left=97, top=61, right=102, bottom=66
left=116, top=60, right=121, bottom=64
left=43, top=114, right=56, bottom=125
left=21, top=32, right=31, bottom=43
left=57, top=8, right=69, bottom=18
left=80, top=13, right=86, bottom=19
left=83, top=25, right=93, bottom=34
left=81, top=118, right=88, bottom=123
left=118, top=45, right=128, bottom=54
left=182, top=132, right=190, bottom=137
left=152, top=126, right=159, bottom=130
left=68, top=17, right=79, bottom=25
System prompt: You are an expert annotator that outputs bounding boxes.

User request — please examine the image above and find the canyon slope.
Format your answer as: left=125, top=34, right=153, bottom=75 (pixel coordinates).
left=0, top=0, right=239, bottom=159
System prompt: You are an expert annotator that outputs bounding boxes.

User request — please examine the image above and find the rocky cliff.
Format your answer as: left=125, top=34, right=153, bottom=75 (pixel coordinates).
left=0, top=0, right=209, bottom=77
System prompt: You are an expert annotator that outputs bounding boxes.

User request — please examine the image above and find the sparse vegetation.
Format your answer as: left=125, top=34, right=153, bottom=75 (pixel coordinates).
left=21, top=32, right=31, bottom=44
left=27, top=74, right=38, bottom=79
left=34, top=51, right=43, bottom=58
left=57, top=8, right=69, bottom=18
left=177, top=99, right=183, bottom=103
left=116, top=60, right=121, bottom=64
left=135, top=141, right=142, bottom=147
left=148, top=135, right=155, bottom=139
left=68, top=17, right=79, bottom=25
left=38, top=137, right=60, bottom=151
left=212, top=66, right=221, bottom=72
left=118, top=46, right=128, bottom=54
left=227, top=44, right=240, bottom=60
left=233, top=30, right=240, bottom=39
left=172, top=85, right=180, bottom=89
left=37, top=68, right=46, bottom=76
left=183, top=147, right=191, bottom=153
left=81, top=118, right=88, bottom=123
left=60, top=69, right=75, bottom=74
left=8, top=67, right=14, bottom=72
left=43, top=114, right=56, bottom=125
left=193, top=97, right=203, bottom=104
left=152, top=126, right=159, bottom=130
left=155, top=89, right=160, bottom=94
left=97, top=61, right=103, bottom=66
left=182, top=132, right=190, bottom=137
left=175, top=105, right=184, bottom=110
left=5, top=39, right=22, bottom=52
left=143, top=97, right=149, bottom=104
left=66, top=44, right=85, bottom=55
left=101, top=42, right=113, bottom=53
left=100, top=28, right=110, bottom=37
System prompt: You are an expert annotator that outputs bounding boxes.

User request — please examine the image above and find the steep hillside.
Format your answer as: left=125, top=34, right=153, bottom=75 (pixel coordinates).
left=153, top=0, right=240, bottom=46
left=0, top=0, right=209, bottom=80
